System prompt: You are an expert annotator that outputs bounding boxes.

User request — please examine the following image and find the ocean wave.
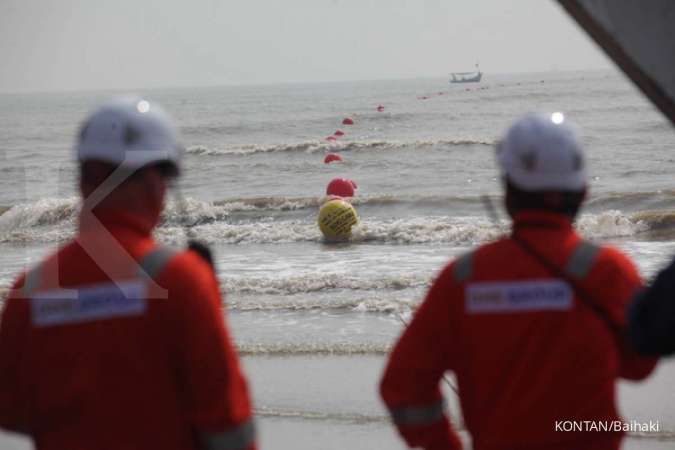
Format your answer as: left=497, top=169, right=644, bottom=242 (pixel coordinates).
left=254, top=406, right=388, bottom=424
left=576, top=210, right=650, bottom=238
left=6, top=189, right=675, bottom=226
left=4, top=189, right=675, bottom=224
left=161, top=197, right=234, bottom=226
left=230, top=295, right=418, bottom=313
left=0, top=198, right=79, bottom=243
left=155, top=215, right=504, bottom=246
left=0, top=196, right=313, bottom=236
left=586, top=190, right=675, bottom=211
left=0, top=197, right=78, bottom=230
left=181, top=124, right=247, bottom=136
left=356, top=216, right=505, bottom=244
left=193, top=193, right=484, bottom=215
left=237, top=342, right=389, bottom=356
left=215, top=196, right=320, bottom=212
left=632, top=210, right=675, bottom=230
left=0, top=210, right=670, bottom=245
left=224, top=273, right=428, bottom=296
left=185, top=138, right=494, bottom=156
left=3, top=196, right=675, bottom=244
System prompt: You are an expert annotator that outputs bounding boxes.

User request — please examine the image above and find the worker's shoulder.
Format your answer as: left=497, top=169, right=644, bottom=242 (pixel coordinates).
left=440, top=240, right=503, bottom=284
left=586, top=240, right=638, bottom=275
left=9, top=242, right=75, bottom=296
left=154, top=247, right=216, bottom=288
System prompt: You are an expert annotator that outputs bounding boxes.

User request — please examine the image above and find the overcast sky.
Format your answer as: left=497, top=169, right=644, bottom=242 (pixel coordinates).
left=0, top=0, right=612, bottom=93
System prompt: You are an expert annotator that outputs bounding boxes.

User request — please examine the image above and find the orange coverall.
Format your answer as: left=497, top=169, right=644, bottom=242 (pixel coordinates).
left=0, top=209, right=256, bottom=450
left=380, top=211, right=657, bottom=450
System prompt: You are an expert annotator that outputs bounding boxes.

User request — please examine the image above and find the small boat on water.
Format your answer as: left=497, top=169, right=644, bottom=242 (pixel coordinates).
left=450, top=64, right=482, bottom=83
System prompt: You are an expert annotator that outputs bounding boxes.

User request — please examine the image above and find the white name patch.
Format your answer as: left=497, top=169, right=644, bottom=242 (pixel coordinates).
left=466, top=279, right=573, bottom=314
left=31, top=280, right=147, bottom=327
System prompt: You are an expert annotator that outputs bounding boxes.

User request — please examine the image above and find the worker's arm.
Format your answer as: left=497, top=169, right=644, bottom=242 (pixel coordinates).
left=168, top=253, right=256, bottom=450
left=594, top=248, right=658, bottom=380
left=628, top=256, right=675, bottom=356
left=380, top=264, right=462, bottom=450
left=0, top=276, right=30, bottom=434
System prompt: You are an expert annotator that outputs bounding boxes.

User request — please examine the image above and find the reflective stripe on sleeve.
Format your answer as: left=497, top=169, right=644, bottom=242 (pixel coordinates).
left=388, top=399, right=446, bottom=426
left=137, top=246, right=177, bottom=280
left=452, top=252, right=473, bottom=283
left=565, top=241, right=600, bottom=279
left=200, top=419, right=256, bottom=450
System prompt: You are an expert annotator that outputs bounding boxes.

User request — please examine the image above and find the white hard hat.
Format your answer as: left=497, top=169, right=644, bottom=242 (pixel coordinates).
left=77, top=96, right=182, bottom=175
left=497, top=113, right=586, bottom=192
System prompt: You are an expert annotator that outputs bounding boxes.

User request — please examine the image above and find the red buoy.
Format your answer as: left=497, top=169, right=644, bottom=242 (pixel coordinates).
left=342, top=117, right=354, bottom=125
left=376, top=105, right=385, bottom=112
left=324, top=153, right=343, bottom=164
left=334, top=130, right=345, bottom=136
left=326, top=178, right=355, bottom=197
left=325, top=136, right=337, bottom=142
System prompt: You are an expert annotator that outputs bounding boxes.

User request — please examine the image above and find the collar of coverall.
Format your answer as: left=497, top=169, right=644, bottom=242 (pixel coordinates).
left=511, top=210, right=574, bottom=233
left=78, top=207, right=157, bottom=238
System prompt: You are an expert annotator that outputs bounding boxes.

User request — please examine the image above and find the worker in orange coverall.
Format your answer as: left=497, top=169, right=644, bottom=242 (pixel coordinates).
left=0, top=97, right=256, bottom=450
left=380, top=113, right=657, bottom=450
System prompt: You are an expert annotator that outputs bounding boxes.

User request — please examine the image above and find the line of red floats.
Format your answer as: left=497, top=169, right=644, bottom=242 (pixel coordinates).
left=322, top=102, right=387, bottom=200
left=324, top=105, right=385, bottom=147
left=322, top=110, right=370, bottom=199
left=321, top=90, right=449, bottom=225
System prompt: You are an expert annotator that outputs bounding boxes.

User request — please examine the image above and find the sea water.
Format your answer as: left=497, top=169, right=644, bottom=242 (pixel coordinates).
left=1, top=70, right=675, bottom=449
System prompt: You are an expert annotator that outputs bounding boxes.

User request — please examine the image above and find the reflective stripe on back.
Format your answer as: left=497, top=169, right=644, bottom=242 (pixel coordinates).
left=23, top=247, right=176, bottom=327
left=466, top=279, right=573, bottom=314
left=200, top=419, right=256, bottom=450
left=31, top=280, right=147, bottom=327
left=452, top=251, right=473, bottom=283
left=565, top=241, right=600, bottom=279
left=388, top=399, right=446, bottom=426
left=137, top=247, right=177, bottom=281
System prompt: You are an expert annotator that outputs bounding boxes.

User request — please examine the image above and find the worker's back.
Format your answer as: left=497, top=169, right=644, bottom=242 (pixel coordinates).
left=381, top=211, right=656, bottom=450
left=380, top=113, right=657, bottom=450
left=0, top=211, right=253, bottom=450
left=449, top=213, right=641, bottom=448
left=0, top=97, right=256, bottom=450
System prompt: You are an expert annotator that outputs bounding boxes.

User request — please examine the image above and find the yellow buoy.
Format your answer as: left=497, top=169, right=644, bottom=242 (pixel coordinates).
left=318, top=199, right=358, bottom=240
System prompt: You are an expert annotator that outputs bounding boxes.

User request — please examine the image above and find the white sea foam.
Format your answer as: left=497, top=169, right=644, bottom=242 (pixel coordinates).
left=237, top=341, right=390, bottom=356
left=185, top=138, right=494, bottom=156
left=254, top=406, right=388, bottom=424
left=576, top=210, right=650, bottom=238
left=0, top=197, right=78, bottom=243
left=351, top=216, right=504, bottom=244
left=1, top=197, right=672, bottom=244
left=0, top=197, right=78, bottom=230
left=223, top=273, right=429, bottom=296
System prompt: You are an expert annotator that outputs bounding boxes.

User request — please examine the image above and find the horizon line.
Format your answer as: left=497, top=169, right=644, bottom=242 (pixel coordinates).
left=0, top=67, right=616, bottom=96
